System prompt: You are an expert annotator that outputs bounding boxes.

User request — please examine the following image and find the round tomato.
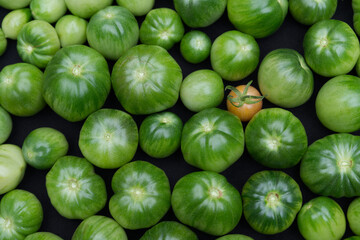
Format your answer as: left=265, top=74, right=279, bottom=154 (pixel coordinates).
left=354, top=0, right=360, bottom=35
left=1, top=8, right=32, bottom=40
left=140, top=221, right=198, bottom=240
left=30, top=0, right=67, bottom=23
left=25, top=232, right=63, bottom=240
left=0, top=0, right=31, bottom=10
left=180, top=30, right=211, bottom=64
left=64, top=0, right=112, bottom=19
left=0, top=107, right=12, bottom=144
left=0, top=28, right=6, bottom=56
left=216, top=235, right=254, bottom=240
left=55, top=15, right=88, bottom=47
left=116, top=0, right=154, bottom=16
left=348, top=198, right=360, bottom=236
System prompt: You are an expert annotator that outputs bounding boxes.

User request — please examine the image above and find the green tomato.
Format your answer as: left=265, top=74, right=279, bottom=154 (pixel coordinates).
left=139, top=112, right=182, bottom=158
left=43, top=45, right=110, bottom=122
left=79, top=109, right=138, bottom=169
left=180, top=70, right=224, bottom=112
left=0, top=0, right=31, bottom=9
left=72, top=215, right=127, bottom=240
left=242, top=171, right=302, bottom=235
left=0, top=189, right=43, bottom=240
left=289, top=0, right=337, bottom=25
left=0, top=144, right=26, bottom=195
left=111, top=44, right=182, bottom=115
left=181, top=108, right=244, bottom=172
left=303, top=19, right=360, bottom=77
left=140, top=8, right=184, bottom=50
left=228, top=0, right=288, bottom=38
left=25, top=232, right=63, bottom=240
left=245, top=108, right=308, bottom=168
left=30, top=0, right=67, bottom=23
left=1, top=8, right=32, bottom=40
left=55, top=15, right=87, bottom=47
left=116, top=0, right=154, bottom=16
left=180, top=31, right=211, bottom=64
left=109, top=161, right=171, bottom=229
left=22, top=127, right=68, bottom=170
left=0, top=107, right=12, bottom=144
left=0, top=29, right=6, bottom=56
left=46, top=156, right=107, bottom=219
left=216, top=235, right=254, bottom=240
left=87, top=6, right=139, bottom=60
left=345, top=237, right=360, bottom=240
left=258, top=49, right=314, bottom=108
left=348, top=198, right=360, bottom=236
left=172, top=171, right=242, bottom=236
left=140, top=221, right=198, bottom=240
left=174, top=0, right=226, bottom=28
left=17, top=20, right=60, bottom=69
left=354, top=0, right=360, bottom=35
left=297, top=197, right=346, bottom=240
left=315, top=75, right=360, bottom=133
left=0, top=63, right=45, bottom=117
left=64, top=0, right=113, bottom=19
left=301, top=133, right=360, bottom=198
left=211, top=30, right=260, bottom=81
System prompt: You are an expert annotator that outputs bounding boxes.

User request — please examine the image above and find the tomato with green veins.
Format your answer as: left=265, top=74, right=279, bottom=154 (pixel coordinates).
left=25, top=232, right=63, bottom=240
left=140, top=221, right=198, bottom=240
left=353, top=0, right=360, bottom=35
left=180, top=31, right=211, bottom=64
left=0, top=107, right=12, bottom=145
left=348, top=198, right=360, bottom=236
left=2, top=9, right=32, bottom=40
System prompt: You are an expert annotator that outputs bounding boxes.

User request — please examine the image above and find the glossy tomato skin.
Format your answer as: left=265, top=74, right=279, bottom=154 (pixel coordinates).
left=55, top=15, right=88, bottom=47
left=0, top=0, right=31, bottom=10
left=304, top=19, right=360, bottom=77
left=245, top=108, right=308, bottom=168
left=2, top=8, right=32, bottom=40
left=258, top=49, right=314, bottom=108
left=140, top=8, right=184, bottom=50
left=46, top=156, right=107, bottom=220
left=211, top=31, right=259, bottom=81
left=0, top=107, right=12, bottom=144
left=72, top=215, right=127, bottom=240
left=345, top=237, right=360, bottom=240
left=43, top=45, right=110, bottom=122
left=0, top=63, right=45, bottom=117
left=181, top=108, right=244, bottom=172
left=180, top=31, right=211, bottom=64
left=227, top=0, right=288, bottom=38
left=172, top=171, right=242, bottom=236
left=109, top=161, right=171, bottom=230
left=25, top=232, right=63, bottom=240
left=17, top=20, right=60, bottom=68
left=301, top=133, right=360, bottom=198
left=139, top=112, right=182, bottom=158
left=315, top=75, right=360, bottom=133
left=0, top=189, right=43, bottom=240
left=297, top=197, right=346, bottom=240
left=242, top=171, right=302, bottom=235
left=0, top=29, right=6, bottom=56
left=140, top=221, right=198, bottom=240
left=30, top=0, right=67, bottom=23
left=111, top=45, right=182, bottom=115
left=64, top=0, right=113, bottom=19
left=116, top=0, right=154, bottom=16
left=87, top=6, right=139, bottom=60
left=354, top=0, right=360, bottom=35
left=348, top=198, right=360, bottom=236
left=173, top=0, right=226, bottom=28
left=216, top=235, right=254, bottom=240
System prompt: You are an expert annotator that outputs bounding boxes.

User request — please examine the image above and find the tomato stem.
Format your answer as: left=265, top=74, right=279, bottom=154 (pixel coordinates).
left=225, top=81, right=264, bottom=108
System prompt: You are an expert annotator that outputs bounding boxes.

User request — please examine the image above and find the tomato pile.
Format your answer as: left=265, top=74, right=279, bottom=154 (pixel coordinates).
left=0, top=0, right=360, bottom=240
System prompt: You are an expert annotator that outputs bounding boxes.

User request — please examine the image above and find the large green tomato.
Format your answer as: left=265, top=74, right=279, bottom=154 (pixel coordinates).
left=258, top=49, right=314, bottom=108
left=172, top=171, right=242, bottom=236
left=289, top=0, right=337, bottom=25
left=17, top=20, right=60, bottom=69
left=140, top=221, right=198, bottom=240
left=345, top=237, right=360, bottom=240
left=111, top=45, right=182, bottom=115
left=0, top=29, right=6, bottom=56
left=0, top=144, right=26, bottom=195
left=1, top=9, right=32, bottom=40
left=228, top=0, right=288, bottom=38
left=140, top=8, right=184, bottom=50
left=304, top=19, right=360, bottom=77
left=180, top=31, right=211, bottom=64
left=211, top=30, right=260, bottom=81
left=180, top=70, right=224, bottom=112
left=25, top=232, right=63, bottom=240
left=30, top=0, right=67, bottom=23
left=55, top=15, right=87, bottom=47
left=297, top=197, right=346, bottom=240
left=109, top=161, right=171, bottom=229
left=216, top=235, right=254, bottom=240
left=182, top=108, right=244, bottom=172
left=0, top=107, right=12, bottom=144
left=116, top=0, right=154, bottom=16
left=79, top=109, right=138, bottom=169
left=87, top=6, right=139, bottom=60
left=22, top=127, right=68, bottom=170
left=64, top=0, right=113, bottom=19
left=139, top=112, right=182, bottom=158
left=348, top=198, right=360, bottom=235
left=245, top=108, right=308, bottom=168
left=0, top=63, right=45, bottom=117
left=43, top=45, right=110, bottom=122
left=301, top=133, right=360, bottom=198
left=0, top=0, right=31, bottom=9
left=173, top=0, right=227, bottom=28
left=0, top=189, right=43, bottom=240
left=46, top=156, right=107, bottom=219
left=315, top=75, right=360, bottom=133
left=353, top=0, right=360, bottom=35
left=242, top=171, right=302, bottom=235
left=72, top=215, right=127, bottom=240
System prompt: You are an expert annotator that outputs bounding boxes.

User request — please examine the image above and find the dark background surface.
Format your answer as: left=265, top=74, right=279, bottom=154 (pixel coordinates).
left=0, top=0, right=359, bottom=239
